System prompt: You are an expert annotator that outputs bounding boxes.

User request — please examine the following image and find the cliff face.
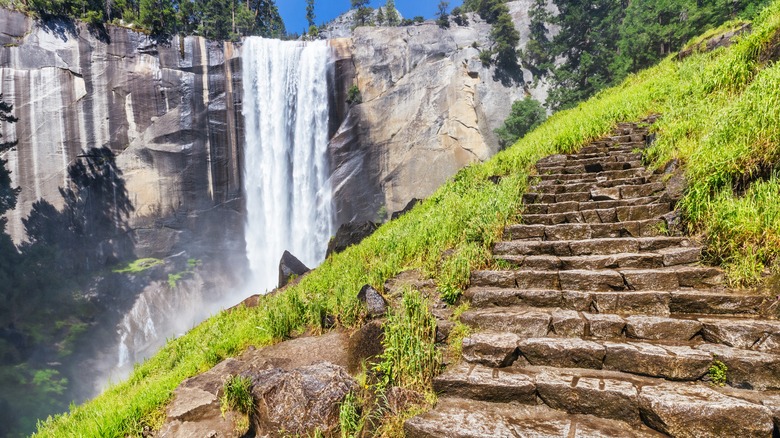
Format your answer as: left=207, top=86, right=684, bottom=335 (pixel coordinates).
left=0, top=9, right=244, bottom=261
left=329, top=0, right=553, bottom=224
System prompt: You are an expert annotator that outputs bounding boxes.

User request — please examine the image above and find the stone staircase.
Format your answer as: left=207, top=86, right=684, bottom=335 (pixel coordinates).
left=406, top=120, right=780, bottom=437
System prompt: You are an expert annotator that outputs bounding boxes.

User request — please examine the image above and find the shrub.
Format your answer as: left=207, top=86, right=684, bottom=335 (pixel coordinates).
left=346, top=85, right=362, bottom=104
left=495, top=97, right=548, bottom=148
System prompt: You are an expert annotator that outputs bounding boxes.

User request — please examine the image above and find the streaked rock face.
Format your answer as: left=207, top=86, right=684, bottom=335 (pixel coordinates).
left=329, top=1, right=554, bottom=224
left=0, top=9, right=244, bottom=259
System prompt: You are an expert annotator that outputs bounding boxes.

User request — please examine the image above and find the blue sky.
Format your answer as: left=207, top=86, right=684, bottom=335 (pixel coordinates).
left=278, top=0, right=464, bottom=35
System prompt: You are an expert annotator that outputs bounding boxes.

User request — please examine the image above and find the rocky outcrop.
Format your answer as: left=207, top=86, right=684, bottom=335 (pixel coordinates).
left=157, top=332, right=355, bottom=437
left=329, top=1, right=556, bottom=225
left=0, top=9, right=244, bottom=261
left=278, top=250, right=310, bottom=288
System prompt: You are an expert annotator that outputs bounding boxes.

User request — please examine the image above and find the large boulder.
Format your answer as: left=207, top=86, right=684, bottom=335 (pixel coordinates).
left=278, top=250, right=310, bottom=288
left=326, top=221, right=378, bottom=256
left=251, top=363, right=357, bottom=436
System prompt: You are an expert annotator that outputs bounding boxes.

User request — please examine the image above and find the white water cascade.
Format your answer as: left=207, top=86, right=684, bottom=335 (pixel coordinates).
left=242, top=37, right=334, bottom=292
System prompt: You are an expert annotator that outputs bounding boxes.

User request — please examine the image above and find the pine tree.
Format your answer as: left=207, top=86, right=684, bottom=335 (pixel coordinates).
left=385, top=0, right=399, bottom=26
left=306, top=0, right=315, bottom=28
left=437, top=1, right=450, bottom=28
left=138, top=0, right=177, bottom=38
left=0, top=94, right=19, bottom=219
left=352, top=0, right=372, bottom=27
left=376, top=7, right=385, bottom=25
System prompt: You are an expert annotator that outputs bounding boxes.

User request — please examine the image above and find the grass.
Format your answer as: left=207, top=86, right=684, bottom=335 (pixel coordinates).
left=112, top=258, right=163, bottom=274
left=34, top=1, right=780, bottom=435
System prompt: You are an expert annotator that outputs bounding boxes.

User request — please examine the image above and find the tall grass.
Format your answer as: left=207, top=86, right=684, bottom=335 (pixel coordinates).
left=34, top=1, right=780, bottom=434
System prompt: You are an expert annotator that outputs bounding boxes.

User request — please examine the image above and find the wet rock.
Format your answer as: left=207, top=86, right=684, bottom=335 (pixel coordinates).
left=278, top=250, right=310, bottom=288
left=357, top=284, right=388, bottom=317
left=461, top=332, right=519, bottom=367
left=625, top=316, right=702, bottom=341
left=326, top=221, right=378, bottom=256
left=251, top=363, right=357, bottom=437
left=391, top=198, right=421, bottom=220
left=638, top=382, right=773, bottom=438
left=518, top=338, right=605, bottom=369
left=347, top=319, right=385, bottom=373
left=603, top=342, right=711, bottom=380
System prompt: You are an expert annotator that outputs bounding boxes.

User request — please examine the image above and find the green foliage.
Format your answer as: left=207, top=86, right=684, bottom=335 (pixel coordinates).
left=495, top=97, right=548, bottom=148
left=338, top=391, right=363, bottom=438
left=374, top=289, right=441, bottom=392
left=708, top=360, right=728, bottom=386
left=220, top=374, right=254, bottom=415
left=530, top=0, right=770, bottom=110
left=306, top=0, right=316, bottom=28
left=352, top=0, right=373, bottom=27
left=437, top=1, right=450, bottom=28
left=113, top=257, right=163, bottom=274
left=347, top=85, right=362, bottom=105
left=469, top=0, right=521, bottom=71
left=385, top=0, right=400, bottom=26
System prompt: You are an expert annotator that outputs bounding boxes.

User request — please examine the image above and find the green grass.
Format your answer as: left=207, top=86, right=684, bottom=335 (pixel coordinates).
left=112, top=258, right=163, bottom=274
left=34, top=1, right=780, bottom=435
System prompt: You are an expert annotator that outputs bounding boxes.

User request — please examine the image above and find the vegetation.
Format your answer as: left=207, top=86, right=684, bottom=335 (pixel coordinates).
left=527, top=0, right=773, bottom=110
left=351, top=0, right=372, bottom=27
left=463, top=0, right=521, bottom=71
left=707, top=360, right=728, bottom=386
left=436, top=1, right=450, bottom=28
left=30, top=0, right=780, bottom=435
left=346, top=85, right=363, bottom=105
left=495, top=96, right=548, bottom=148
left=12, top=0, right=285, bottom=41
left=220, top=374, right=254, bottom=415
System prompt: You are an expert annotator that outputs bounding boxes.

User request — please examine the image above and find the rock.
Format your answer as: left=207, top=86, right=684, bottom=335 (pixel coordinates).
left=326, top=221, right=379, bottom=256
left=251, top=363, right=358, bottom=437
left=696, top=343, right=780, bottom=390
left=625, top=316, right=702, bottom=341
left=332, top=1, right=551, bottom=224
left=518, top=338, right=606, bottom=369
left=536, top=370, right=641, bottom=427
left=391, top=198, right=422, bottom=220
left=584, top=313, right=626, bottom=339
left=638, top=382, right=773, bottom=438
left=603, top=342, right=711, bottom=380
left=385, top=386, right=425, bottom=417
left=434, top=362, right=536, bottom=403
left=347, top=319, right=385, bottom=373
left=551, top=309, right=585, bottom=337
left=357, top=284, right=388, bottom=317
left=278, top=250, right=310, bottom=288
left=461, top=332, right=520, bottom=367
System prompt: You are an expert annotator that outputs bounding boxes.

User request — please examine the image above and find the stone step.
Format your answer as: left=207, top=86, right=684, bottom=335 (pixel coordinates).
left=493, top=236, right=694, bottom=257
left=463, top=288, right=768, bottom=317
left=504, top=219, right=664, bottom=241
left=537, top=168, right=650, bottom=183
left=459, top=307, right=780, bottom=353
left=404, top=397, right=663, bottom=438
left=531, top=177, right=652, bottom=193
left=536, top=153, right=643, bottom=170
left=496, top=247, right=702, bottom=271
left=537, top=160, right=645, bottom=175
left=579, top=142, right=646, bottom=154
left=523, top=197, right=662, bottom=216
left=523, top=181, right=666, bottom=204
left=471, top=266, right=723, bottom=291
left=505, top=337, right=780, bottom=390
left=521, top=203, right=671, bottom=225
left=431, top=363, right=775, bottom=437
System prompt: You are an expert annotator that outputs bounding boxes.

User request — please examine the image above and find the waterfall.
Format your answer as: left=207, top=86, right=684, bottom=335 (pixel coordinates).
left=242, top=37, right=334, bottom=293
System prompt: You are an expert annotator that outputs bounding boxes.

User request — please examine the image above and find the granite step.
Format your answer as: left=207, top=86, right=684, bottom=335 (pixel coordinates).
left=536, top=153, right=643, bottom=169
left=458, top=307, right=780, bottom=353
left=536, top=160, right=645, bottom=175
left=523, top=197, right=662, bottom=216
left=523, top=181, right=666, bottom=204
left=431, top=363, right=776, bottom=437
left=495, top=247, right=702, bottom=271
left=499, top=336, right=780, bottom=390
left=503, top=219, right=665, bottom=241
left=404, top=397, right=664, bottom=438
left=471, top=266, right=723, bottom=291
left=463, top=288, right=769, bottom=317
left=537, top=167, right=649, bottom=182
left=530, top=177, right=653, bottom=193
left=493, top=236, right=694, bottom=257
left=520, top=203, right=671, bottom=225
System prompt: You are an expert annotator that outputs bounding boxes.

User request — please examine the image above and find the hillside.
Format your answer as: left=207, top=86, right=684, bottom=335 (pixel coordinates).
left=34, top=0, right=780, bottom=436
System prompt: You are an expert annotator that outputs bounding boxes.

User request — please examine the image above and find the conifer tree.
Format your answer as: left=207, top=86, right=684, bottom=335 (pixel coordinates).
left=385, top=0, right=399, bottom=26
left=306, top=0, right=315, bottom=28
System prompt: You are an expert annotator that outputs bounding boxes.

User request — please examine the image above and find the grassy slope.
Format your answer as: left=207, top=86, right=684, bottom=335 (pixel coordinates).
left=35, top=2, right=780, bottom=435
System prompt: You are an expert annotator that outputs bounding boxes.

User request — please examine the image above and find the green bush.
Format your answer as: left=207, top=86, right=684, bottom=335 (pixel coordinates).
left=495, top=97, right=548, bottom=149
left=346, top=85, right=362, bottom=105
